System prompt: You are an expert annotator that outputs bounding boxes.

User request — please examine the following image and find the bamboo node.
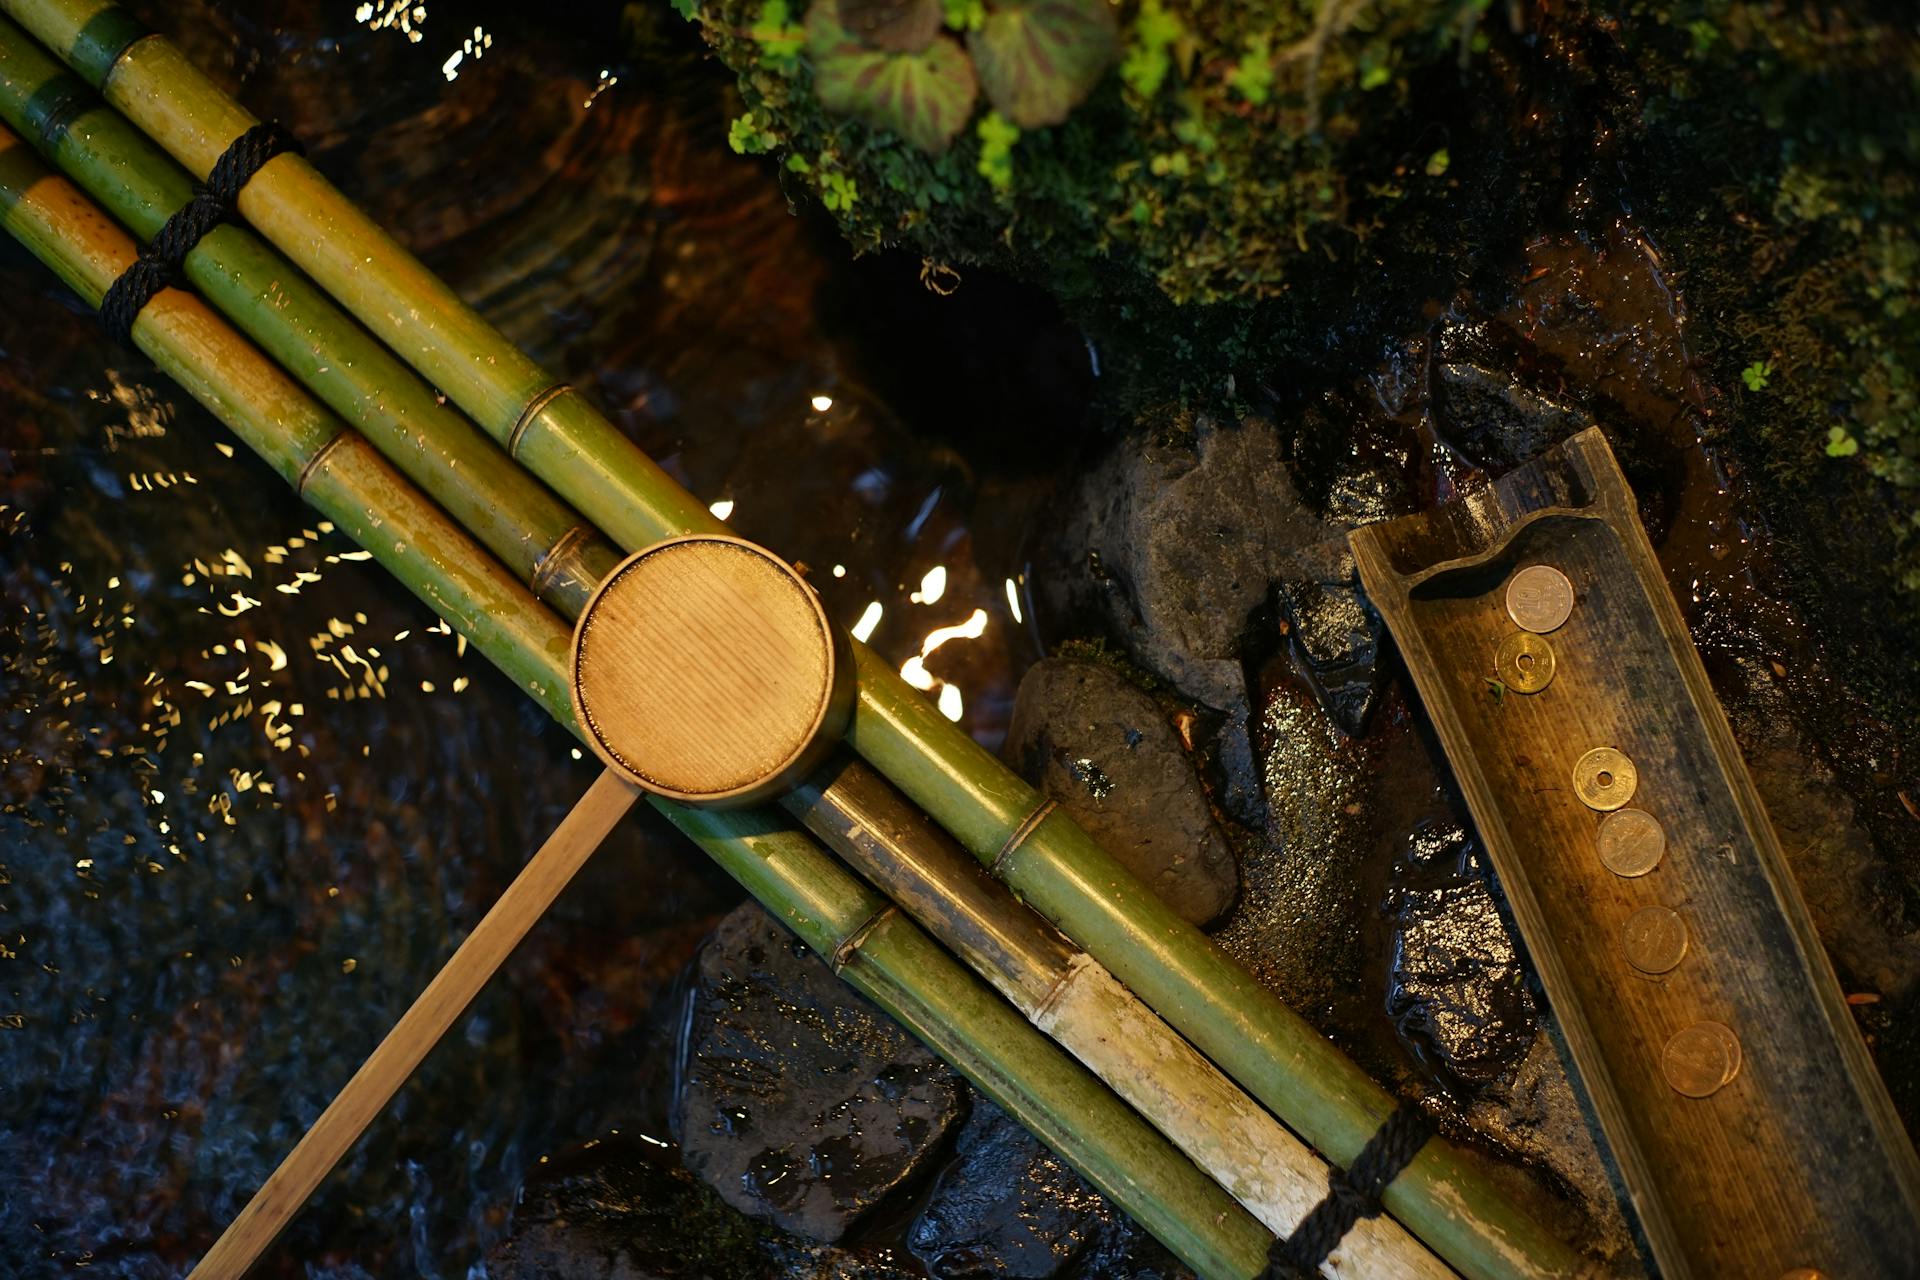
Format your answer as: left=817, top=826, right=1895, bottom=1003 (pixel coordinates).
left=294, top=429, right=352, bottom=496
left=507, top=382, right=573, bottom=457
left=830, top=903, right=899, bottom=972
left=529, top=523, right=593, bottom=596
left=992, top=798, right=1057, bottom=877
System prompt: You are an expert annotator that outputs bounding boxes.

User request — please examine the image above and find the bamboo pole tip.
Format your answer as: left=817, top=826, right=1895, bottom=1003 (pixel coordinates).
left=570, top=535, right=850, bottom=807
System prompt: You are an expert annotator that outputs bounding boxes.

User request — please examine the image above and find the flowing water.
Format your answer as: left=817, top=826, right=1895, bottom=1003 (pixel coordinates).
left=0, top=2, right=1081, bottom=1273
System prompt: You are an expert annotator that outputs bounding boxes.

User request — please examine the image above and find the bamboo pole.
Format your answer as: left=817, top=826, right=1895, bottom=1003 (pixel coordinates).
left=0, top=126, right=1272, bottom=1280
left=0, top=41, right=1435, bottom=1265
left=191, top=769, right=642, bottom=1279
left=788, top=758, right=1456, bottom=1278
left=0, top=22, right=621, bottom=618
left=0, top=37, right=1443, bottom=1258
left=0, top=8, right=1587, bottom=1274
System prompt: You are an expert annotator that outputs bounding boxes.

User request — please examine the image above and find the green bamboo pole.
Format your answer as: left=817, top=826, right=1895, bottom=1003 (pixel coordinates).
left=0, top=21, right=621, bottom=618
left=0, top=7, right=1586, bottom=1275
left=0, top=38, right=1413, bottom=1265
left=0, top=125, right=1270, bottom=1280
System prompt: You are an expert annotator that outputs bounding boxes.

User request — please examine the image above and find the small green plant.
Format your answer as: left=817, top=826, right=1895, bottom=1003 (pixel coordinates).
left=1227, top=38, right=1273, bottom=106
left=1742, top=359, right=1774, bottom=392
left=1120, top=0, right=1185, bottom=99
left=749, top=0, right=805, bottom=73
left=942, top=0, right=985, bottom=32
left=1425, top=147, right=1450, bottom=178
left=670, top=0, right=699, bottom=18
left=976, top=111, right=1020, bottom=194
left=1827, top=426, right=1861, bottom=458
left=821, top=170, right=859, bottom=211
left=727, top=111, right=777, bottom=155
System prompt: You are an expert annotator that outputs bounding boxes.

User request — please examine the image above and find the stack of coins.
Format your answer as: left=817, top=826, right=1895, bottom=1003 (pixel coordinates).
left=1498, top=562, right=1742, bottom=1100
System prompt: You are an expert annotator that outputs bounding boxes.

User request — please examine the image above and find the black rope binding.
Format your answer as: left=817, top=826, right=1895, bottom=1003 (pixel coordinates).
left=1262, top=1104, right=1434, bottom=1278
left=99, top=122, right=302, bottom=347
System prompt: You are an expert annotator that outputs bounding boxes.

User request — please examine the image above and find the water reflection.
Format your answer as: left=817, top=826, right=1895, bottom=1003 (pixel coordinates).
left=0, top=1, right=1088, bottom=1274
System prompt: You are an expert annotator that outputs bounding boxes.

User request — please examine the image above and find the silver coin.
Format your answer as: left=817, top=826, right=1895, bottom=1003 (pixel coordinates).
left=1596, top=808, right=1666, bottom=877
left=1506, top=564, right=1575, bottom=633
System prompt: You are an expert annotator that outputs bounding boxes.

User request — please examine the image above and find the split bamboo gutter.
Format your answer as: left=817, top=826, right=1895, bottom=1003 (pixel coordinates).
left=0, top=4, right=1588, bottom=1276
left=0, top=124, right=1281, bottom=1280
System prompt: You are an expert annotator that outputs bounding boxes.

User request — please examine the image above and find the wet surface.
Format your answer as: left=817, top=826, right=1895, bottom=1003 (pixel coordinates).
left=3, top=1, right=1917, bottom=1276
left=0, top=2, right=1079, bottom=1274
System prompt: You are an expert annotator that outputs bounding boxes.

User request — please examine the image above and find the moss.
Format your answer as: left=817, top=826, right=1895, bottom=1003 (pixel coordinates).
left=684, top=0, right=1920, bottom=596
left=1606, top=1, right=1920, bottom=595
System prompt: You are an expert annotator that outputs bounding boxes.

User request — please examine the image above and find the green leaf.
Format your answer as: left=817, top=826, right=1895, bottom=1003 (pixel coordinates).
left=1425, top=147, right=1450, bottom=177
left=728, top=111, right=777, bottom=154
left=810, top=5, right=980, bottom=153
left=968, top=0, right=1120, bottom=128
left=1227, top=38, right=1272, bottom=106
left=750, top=0, right=806, bottom=73
left=976, top=110, right=1020, bottom=193
left=1119, top=0, right=1183, bottom=99
left=1826, top=426, right=1860, bottom=458
left=838, top=0, right=944, bottom=53
left=670, top=0, right=699, bottom=18
left=1742, top=359, right=1773, bottom=391
left=942, top=0, right=986, bottom=31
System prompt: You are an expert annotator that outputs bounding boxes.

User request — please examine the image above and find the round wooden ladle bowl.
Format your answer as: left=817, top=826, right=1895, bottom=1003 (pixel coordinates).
left=570, top=535, right=852, bottom=807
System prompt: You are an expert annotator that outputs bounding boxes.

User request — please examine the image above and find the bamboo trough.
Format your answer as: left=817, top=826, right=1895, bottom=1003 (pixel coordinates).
left=0, top=4, right=1596, bottom=1277
left=1350, top=429, right=1920, bottom=1277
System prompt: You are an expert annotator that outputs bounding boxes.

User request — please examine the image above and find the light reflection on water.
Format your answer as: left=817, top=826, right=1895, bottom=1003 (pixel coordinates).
left=0, top=1, right=1085, bottom=1274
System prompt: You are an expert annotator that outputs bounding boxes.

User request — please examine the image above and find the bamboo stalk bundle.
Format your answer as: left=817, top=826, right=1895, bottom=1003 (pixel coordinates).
left=0, top=6, right=1587, bottom=1275
left=0, top=43, right=1454, bottom=1271
left=0, top=125, right=1274, bottom=1280
left=0, top=24, right=623, bottom=617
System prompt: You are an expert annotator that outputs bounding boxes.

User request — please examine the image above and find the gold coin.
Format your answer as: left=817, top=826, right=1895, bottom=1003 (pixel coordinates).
left=1621, top=906, right=1689, bottom=974
left=1662, top=1021, right=1742, bottom=1098
left=1596, top=808, right=1666, bottom=877
left=1573, top=747, right=1637, bottom=811
left=1494, top=632, right=1556, bottom=694
left=1505, top=564, right=1575, bottom=633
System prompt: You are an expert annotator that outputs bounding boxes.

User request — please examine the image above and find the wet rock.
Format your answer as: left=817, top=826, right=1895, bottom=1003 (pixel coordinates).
left=1273, top=542, right=1388, bottom=737
left=1432, top=360, right=1591, bottom=474
left=908, top=1094, right=1190, bottom=1280
left=488, top=1136, right=923, bottom=1280
left=1005, top=658, right=1238, bottom=927
left=487, top=1137, right=773, bottom=1279
left=1385, top=820, right=1538, bottom=1090
left=1037, top=415, right=1339, bottom=820
left=673, top=902, right=964, bottom=1243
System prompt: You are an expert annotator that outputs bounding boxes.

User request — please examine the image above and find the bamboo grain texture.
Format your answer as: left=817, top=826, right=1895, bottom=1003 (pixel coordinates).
left=1350, top=427, right=1920, bottom=1278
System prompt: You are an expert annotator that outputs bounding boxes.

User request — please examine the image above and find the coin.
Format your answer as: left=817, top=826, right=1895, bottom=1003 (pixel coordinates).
left=1596, top=808, right=1666, bottom=877
left=1661, top=1021, right=1742, bottom=1098
left=1622, top=906, right=1689, bottom=973
left=1573, top=746, right=1637, bottom=811
left=1505, top=564, right=1575, bottom=633
left=1494, top=632, right=1556, bottom=694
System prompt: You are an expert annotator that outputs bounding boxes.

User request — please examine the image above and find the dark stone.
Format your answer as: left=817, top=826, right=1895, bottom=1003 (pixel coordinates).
left=486, top=1136, right=773, bottom=1280
left=672, top=902, right=964, bottom=1243
left=1273, top=542, right=1388, bottom=737
left=488, top=1136, right=924, bottom=1280
left=1005, top=658, right=1238, bottom=927
left=1035, top=415, right=1339, bottom=821
left=1430, top=317, right=1593, bottom=473
left=1385, top=820, right=1538, bottom=1090
left=908, top=1095, right=1192, bottom=1280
